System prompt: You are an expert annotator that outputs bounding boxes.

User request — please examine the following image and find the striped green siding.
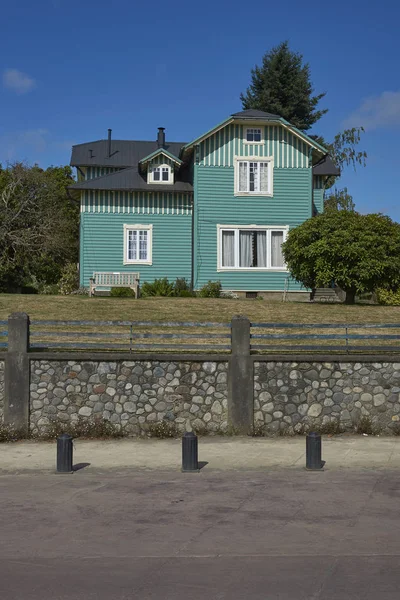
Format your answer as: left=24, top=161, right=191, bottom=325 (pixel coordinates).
left=199, top=124, right=310, bottom=168
left=313, top=175, right=325, bottom=215
left=80, top=214, right=192, bottom=289
left=195, top=165, right=312, bottom=291
left=81, top=191, right=192, bottom=215
left=85, top=167, right=122, bottom=180
left=149, top=155, right=176, bottom=168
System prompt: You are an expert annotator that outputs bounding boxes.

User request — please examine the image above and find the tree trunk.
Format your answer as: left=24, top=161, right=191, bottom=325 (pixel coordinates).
left=344, top=289, right=356, bottom=304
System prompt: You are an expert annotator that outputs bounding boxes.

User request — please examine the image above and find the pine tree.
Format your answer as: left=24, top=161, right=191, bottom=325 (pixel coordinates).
left=240, top=41, right=327, bottom=131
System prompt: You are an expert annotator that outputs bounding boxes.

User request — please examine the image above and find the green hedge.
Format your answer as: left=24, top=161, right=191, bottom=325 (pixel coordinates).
left=376, top=289, right=400, bottom=306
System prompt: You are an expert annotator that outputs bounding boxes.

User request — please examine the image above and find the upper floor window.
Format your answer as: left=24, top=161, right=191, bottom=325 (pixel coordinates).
left=245, top=128, right=262, bottom=143
left=234, top=157, right=273, bottom=196
left=149, top=164, right=173, bottom=184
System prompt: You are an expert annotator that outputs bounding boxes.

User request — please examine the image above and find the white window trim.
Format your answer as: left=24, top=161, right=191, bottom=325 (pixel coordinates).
left=234, top=156, right=274, bottom=197
left=123, top=224, right=153, bottom=265
left=147, top=163, right=174, bottom=185
left=216, top=224, right=288, bottom=272
left=244, top=127, right=263, bottom=144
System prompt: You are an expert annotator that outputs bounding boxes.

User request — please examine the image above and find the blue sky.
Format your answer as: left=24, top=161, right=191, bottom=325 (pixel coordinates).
left=1, top=0, right=399, bottom=218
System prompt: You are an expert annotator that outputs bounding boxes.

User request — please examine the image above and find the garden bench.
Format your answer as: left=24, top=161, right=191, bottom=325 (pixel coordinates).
left=89, top=272, right=140, bottom=298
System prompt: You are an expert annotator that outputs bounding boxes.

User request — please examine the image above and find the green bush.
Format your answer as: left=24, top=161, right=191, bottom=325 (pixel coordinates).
left=141, top=277, right=175, bottom=297
left=376, top=288, right=400, bottom=306
left=58, top=262, right=79, bottom=295
left=177, top=289, right=196, bottom=297
left=40, top=284, right=60, bottom=295
left=198, top=280, right=222, bottom=298
left=110, top=287, right=135, bottom=298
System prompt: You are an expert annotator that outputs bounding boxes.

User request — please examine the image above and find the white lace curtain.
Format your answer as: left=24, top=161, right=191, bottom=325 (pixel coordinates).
left=222, top=231, right=235, bottom=267
left=256, top=231, right=267, bottom=267
left=271, top=231, right=284, bottom=267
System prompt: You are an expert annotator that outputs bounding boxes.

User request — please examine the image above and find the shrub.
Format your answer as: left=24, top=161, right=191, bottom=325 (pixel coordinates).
left=35, top=417, right=124, bottom=441
left=198, top=280, right=222, bottom=298
left=110, top=287, right=135, bottom=298
left=40, top=283, right=60, bottom=295
left=376, top=288, right=400, bottom=306
left=58, top=262, right=79, bottom=295
left=177, top=289, right=196, bottom=297
left=141, top=278, right=175, bottom=297
left=146, top=421, right=178, bottom=438
left=173, top=278, right=195, bottom=297
left=0, top=422, right=28, bottom=443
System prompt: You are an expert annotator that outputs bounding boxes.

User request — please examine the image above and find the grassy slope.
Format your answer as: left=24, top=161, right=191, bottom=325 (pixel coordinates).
left=0, top=294, right=399, bottom=323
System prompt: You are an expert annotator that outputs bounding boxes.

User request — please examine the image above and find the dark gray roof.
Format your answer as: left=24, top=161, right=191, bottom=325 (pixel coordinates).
left=69, top=167, right=193, bottom=193
left=312, top=155, right=340, bottom=176
left=231, top=109, right=282, bottom=120
left=70, top=139, right=186, bottom=168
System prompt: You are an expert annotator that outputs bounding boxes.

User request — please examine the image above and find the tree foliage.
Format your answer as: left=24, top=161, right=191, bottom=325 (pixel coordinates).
left=324, top=187, right=355, bottom=212
left=0, top=163, right=78, bottom=292
left=240, top=41, right=327, bottom=132
left=241, top=40, right=367, bottom=193
left=282, top=211, right=400, bottom=304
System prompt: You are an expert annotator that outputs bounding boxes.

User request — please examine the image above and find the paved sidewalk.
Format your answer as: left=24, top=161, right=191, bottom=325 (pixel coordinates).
left=2, top=434, right=400, bottom=473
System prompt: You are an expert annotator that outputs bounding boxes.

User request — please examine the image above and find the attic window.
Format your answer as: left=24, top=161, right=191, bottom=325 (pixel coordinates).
left=245, top=128, right=262, bottom=143
left=149, top=164, right=173, bottom=184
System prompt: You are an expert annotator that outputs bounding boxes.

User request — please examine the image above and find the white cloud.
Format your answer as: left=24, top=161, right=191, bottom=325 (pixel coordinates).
left=3, top=68, right=36, bottom=94
left=343, top=91, right=400, bottom=130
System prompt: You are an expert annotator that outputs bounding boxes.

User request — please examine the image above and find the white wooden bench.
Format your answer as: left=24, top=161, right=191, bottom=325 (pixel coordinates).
left=89, top=272, right=140, bottom=298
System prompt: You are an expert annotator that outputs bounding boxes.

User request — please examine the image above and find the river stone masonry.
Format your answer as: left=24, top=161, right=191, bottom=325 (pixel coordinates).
left=254, top=361, right=400, bottom=434
left=0, top=361, right=4, bottom=421
left=30, top=360, right=228, bottom=435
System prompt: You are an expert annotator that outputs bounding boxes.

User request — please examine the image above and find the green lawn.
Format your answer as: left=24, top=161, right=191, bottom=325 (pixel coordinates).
left=0, top=294, right=399, bottom=323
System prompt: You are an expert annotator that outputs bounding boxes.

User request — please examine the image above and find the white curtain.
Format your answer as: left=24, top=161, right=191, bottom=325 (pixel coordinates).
left=240, top=231, right=253, bottom=267
left=256, top=231, right=267, bottom=267
left=239, top=162, right=247, bottom=192
left=271, top=231, right=284, bottom=267
left=222, top=231, right=235, bottom=267
left=260, top=163, right=269, bottom=192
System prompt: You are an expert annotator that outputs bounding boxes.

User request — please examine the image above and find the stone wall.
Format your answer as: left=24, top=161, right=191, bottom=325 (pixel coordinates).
left=30, top=360, right=228, bottom=434
left=254, top=361, right=400, bottom=434
left=0, top=360, right=4, bottom=422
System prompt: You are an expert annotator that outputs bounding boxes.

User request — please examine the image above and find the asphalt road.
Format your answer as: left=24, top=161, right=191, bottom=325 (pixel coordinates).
left=1, top=468, right=400, bottom=598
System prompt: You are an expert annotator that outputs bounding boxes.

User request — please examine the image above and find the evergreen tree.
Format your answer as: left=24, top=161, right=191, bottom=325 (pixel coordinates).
left=240, top=41, right=327, bottom=131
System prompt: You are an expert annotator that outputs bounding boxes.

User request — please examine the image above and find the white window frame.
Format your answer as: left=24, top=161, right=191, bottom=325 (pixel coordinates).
left=123, top=224, right=153, bottom=265
left=217, top=224, right=288, bottom=272
left=244, top=127, right=263, bottom=144
left=234, top=156, right=274, bottom=196
left=148, top=163, right=173, bottom=184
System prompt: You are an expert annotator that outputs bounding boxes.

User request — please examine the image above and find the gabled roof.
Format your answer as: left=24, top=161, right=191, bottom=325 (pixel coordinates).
left=69, top=166, right=193, bottom=194
left=231, top=109, right=281, bottom=119
left=183, top=109, right=329, bottom=155
left=70, top=139, right=186, bottom=168
left=312, top=155, right=340, bottom=176
left=139, top=147, right=183, bottom=166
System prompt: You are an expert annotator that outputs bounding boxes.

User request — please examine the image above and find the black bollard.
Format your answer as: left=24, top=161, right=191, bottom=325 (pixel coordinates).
left=182, top=431, right=199, bottom=472
left=306, top=432, right=323, bottom=470
left=56, top=433, right=73, bottom=473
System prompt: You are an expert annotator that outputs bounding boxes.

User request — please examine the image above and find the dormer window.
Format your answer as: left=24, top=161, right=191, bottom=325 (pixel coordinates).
left=149, top=164, right=173, bottom=184
left=245, top=128, right=262, bottom=143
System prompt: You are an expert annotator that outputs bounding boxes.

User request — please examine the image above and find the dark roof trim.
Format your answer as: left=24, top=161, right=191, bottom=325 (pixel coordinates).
left=313, top=155, right=340, bottom=176
left=69, top=167, right=193, bottom=193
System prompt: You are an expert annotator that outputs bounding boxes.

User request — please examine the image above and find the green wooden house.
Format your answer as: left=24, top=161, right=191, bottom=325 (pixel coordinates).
left=69, top=109, right=338, bottom=299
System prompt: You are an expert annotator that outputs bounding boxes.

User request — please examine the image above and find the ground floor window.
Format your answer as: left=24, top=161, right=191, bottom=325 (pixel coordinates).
left=123, top=224, right=153, bottom=265
left=218, top=225, right=287, bottom=270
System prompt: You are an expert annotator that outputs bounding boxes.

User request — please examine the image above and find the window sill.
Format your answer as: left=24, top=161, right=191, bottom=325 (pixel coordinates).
left=234, top=191, right=273, bottom=197
left=243, top=141, right=263, bottom=145
left=217, top=267, right=287, bottom=272
left=123, top=261, right=153, bottom=266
